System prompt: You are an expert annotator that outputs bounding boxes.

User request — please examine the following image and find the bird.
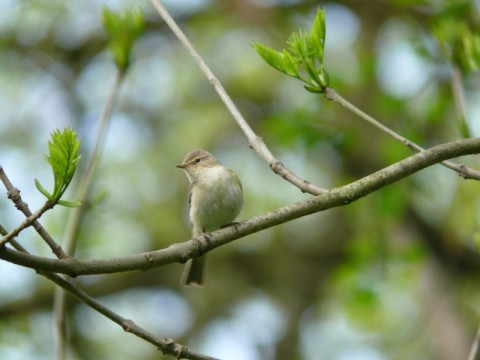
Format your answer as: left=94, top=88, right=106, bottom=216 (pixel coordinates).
left=177, top=149, right=243, bottom=285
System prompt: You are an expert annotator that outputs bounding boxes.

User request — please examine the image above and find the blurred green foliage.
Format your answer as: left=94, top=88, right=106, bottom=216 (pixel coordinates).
left=431, top=0, right=480, bottom=72
left=102, top=7, right=144, bottom=72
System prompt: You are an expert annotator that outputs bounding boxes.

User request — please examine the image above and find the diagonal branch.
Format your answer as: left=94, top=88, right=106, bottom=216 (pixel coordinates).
left=0, top=225, right=217, bottom=360
left=2, top=138, right=479, bottom=276
left=0, top=166, right=67, bottom=258
left=63, top=69, right=123, bottom=255
left=148, top=0, right=327, bottom=196
left=43, top=272, right=218, bottom=360
left=324, top=87, right=480, bottom=180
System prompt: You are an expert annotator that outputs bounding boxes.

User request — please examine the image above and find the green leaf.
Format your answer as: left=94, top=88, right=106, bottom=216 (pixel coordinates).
left=474, top=232, right=480, bottom=253
left=251, top=42, right=288, bottom=75
left=252, top=8, right=329, bottom=92
left=57, top=200, right=82, bottom=208
left=282, top=49, right=300, bottom=77
left=39, top=128, right=81, bottom=203
left=318, top=68, right=329, bottom=87
left=304, top=85, right=324, bottom=93
left=461, top=31, right=480, bottom=71
left=102, top=8, right=144, bottom=72
left=310, top=8, right=326, bottom=62
left=35, top=179, right=52, bottom=200
left=432, top=18, right=480, bottom=73
left=287, top=30, right=310, bottom=62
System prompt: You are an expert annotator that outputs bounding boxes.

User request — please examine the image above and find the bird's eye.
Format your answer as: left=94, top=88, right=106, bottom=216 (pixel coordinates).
left=194, top=158, right=200, bottom=163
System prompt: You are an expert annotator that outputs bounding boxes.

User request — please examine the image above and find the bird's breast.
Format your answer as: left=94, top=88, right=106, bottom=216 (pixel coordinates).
left=189, top=166, right=243, bottom=232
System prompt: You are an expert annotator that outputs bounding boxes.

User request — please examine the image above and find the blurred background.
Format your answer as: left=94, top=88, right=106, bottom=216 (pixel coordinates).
left=0, top=0, right=480, bottom=359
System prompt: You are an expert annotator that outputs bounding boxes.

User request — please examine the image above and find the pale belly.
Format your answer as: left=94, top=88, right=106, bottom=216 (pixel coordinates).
left=189, top=168, right=243, bottom=233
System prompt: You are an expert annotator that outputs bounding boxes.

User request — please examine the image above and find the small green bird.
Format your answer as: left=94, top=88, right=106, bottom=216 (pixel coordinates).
left=177, top=149, right=243, bottom=285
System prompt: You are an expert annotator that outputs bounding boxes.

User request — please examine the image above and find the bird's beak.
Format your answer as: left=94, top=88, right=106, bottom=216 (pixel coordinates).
left=176, top=163, right=187, bottom=169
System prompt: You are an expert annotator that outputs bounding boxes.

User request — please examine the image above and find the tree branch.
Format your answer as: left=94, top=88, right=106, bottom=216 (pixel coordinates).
left=148, top=0, right=327, bottom=195
left=450, top=66, right=469, bottom=136
left=2, top=138, right=479, bottom=275
left=54, top=65, right=124, bottom=360
left=0, top=223, right=216, bottom=360
left=324, top=87, right=480, bottom=180
left=63, top=68, right=123, bottom=255
left=0, top=166, right=67, bottom=258
left=43, top=271, right=218, bottom=360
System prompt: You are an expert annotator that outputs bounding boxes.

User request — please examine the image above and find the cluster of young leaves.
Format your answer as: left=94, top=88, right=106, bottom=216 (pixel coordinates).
left=251, top=8, right=329, bottom=93
left=35, top=129, right=81, bottom=207
left=433, top=18, right=480, bottom=73
left=102, top=8, right=144, bottom=72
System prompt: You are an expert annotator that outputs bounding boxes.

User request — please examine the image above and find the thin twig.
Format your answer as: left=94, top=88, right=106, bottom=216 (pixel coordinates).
left=0, top=166, right=67, bottom=258
left=54, top=288, right=67, bottom=360
left=0, top=200, right=53, bottom=245
left=468, top=324, right=480, bottom=360
left=0, top=225, right=216, bottom=360
left=2, top=224, right=72, bottom=359
left=45, top=272, right=219, bottom=360
left=149, top=0, right=327, bottom=195
left=3, top=138, right=479, bottom=276
left=54, top=68, right=124, bottom=360
left=450, top=66, right=469, bottom=135
left=324, top=87, right=480, bottom=180
left=63, top=68, right=123, bottom=255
